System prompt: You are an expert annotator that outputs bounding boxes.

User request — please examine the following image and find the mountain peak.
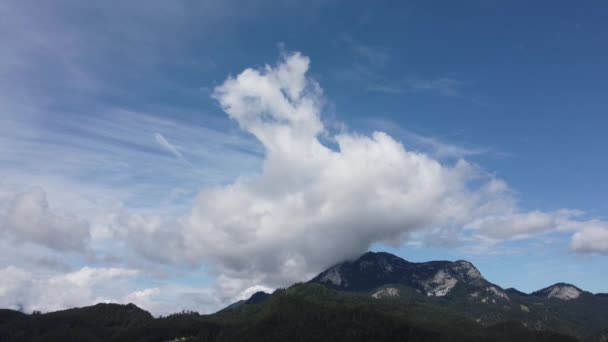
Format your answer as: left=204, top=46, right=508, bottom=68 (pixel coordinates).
left=532, top=283, right=585, bottom=301
left=310, top=251, right=504, bottom=301
left=312, top=251, right=603, bottom=307
left=244, top=291, right=271, bottom=305
left=315, top=251, right=406, bottom=287
left=453, top=260, right=483, bottom=281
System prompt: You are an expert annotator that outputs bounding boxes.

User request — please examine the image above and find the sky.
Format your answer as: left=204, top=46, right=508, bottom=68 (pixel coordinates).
left=0, top=0, right=607, bottom=315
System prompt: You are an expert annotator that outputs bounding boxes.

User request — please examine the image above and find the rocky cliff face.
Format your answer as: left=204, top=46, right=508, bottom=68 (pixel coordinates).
left=531, top=283, right=587, bottom=301
left=310, top=251, right=509, bottom=302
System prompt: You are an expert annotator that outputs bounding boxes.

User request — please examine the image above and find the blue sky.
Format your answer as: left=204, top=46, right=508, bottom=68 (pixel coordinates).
left=0, top=0, right=607, bottom=315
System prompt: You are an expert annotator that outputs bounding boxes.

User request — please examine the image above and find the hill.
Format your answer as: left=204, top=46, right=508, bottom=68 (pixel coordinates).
left=1, top=251, right=606, bottom=341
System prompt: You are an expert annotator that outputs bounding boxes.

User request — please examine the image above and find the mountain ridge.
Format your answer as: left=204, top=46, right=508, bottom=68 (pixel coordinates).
left=306, top=251, right=608, bottom=340
left=311, top=251, right=604, bottom=298
left=1, top=251, right=607, bottom=341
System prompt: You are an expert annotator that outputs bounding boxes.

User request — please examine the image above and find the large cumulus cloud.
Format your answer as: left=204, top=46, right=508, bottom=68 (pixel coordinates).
left=122, top=52, right=553, bottom=289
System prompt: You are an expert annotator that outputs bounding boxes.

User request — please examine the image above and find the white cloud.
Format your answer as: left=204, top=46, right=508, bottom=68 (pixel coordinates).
left=2, top=187, right=90, bottom=251
left=468, top=210, right=574, bottom=240
left=0, top=263, right=257, bottom=316
left=571, top=225, right=608, bottom=255
left=0, top=266, right=139, bottom=313
left=0, top=266, right=31, bottom=305
left=176, top=52, right=606, bottom=289
left=53, top=266, right=138, bottom=287
left=122, top=287, right=161, bottom=312
left=361, top=118, right=502, bottom=160
left=120, top=52, right=529, bottom=293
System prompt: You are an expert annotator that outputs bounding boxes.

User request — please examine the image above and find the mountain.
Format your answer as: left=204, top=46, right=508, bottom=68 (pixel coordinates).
left=244, top=291, right=271, bottom=305
left=0, top=303, right=156, bottom=342
left=585, top=329, right=608, bottom=342
left=0, top=289, right=577, bottom=342
left=1, top=251, right=606, bottom=341
left=217, top=291, right=271, bottom=312
left=531, top=283, right=589, bottom=301
left=310, top=251, right=510, bottom=303
left=310, top=251, right=608, bottom=340
left=505, top=287, right=529, bottom=297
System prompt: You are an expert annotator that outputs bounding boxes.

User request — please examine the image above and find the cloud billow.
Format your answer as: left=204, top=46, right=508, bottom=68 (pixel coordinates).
left=571, top=225, right=608, bottom=255
left=2, top=187, right=90, bottom=251
left=125, top=52, right=535, bottom=289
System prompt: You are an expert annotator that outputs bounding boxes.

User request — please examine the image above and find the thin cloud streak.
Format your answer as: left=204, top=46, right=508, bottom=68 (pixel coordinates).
left=360, top=118, right=508, bottom=160
left=155, top=133, right=184, bottom=160
left=367, top=77, right=470, bottom=97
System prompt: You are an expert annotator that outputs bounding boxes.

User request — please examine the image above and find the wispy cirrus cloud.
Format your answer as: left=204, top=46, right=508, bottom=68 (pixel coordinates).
left=0, top=0, right=264, bottom=314
left=367, top=77, right=470, bottom=97
left=338, top=34, right=391, bottom=68
left=335, top=36, right=471, bottom=98
left=360, top=118, right=506, bottom=160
